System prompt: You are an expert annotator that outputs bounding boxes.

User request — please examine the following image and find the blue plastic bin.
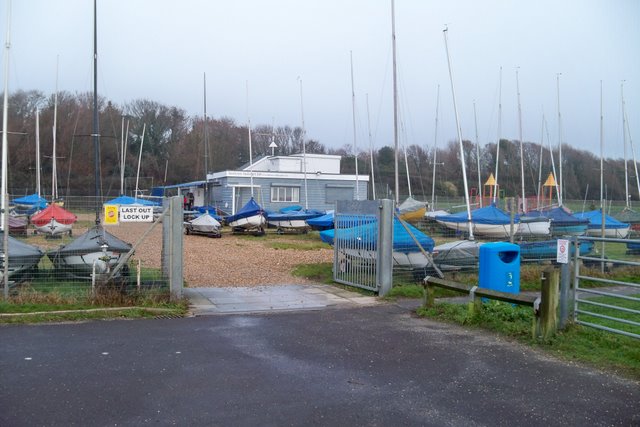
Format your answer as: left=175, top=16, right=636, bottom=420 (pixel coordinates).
left=479, top=242, right=520, bottom=293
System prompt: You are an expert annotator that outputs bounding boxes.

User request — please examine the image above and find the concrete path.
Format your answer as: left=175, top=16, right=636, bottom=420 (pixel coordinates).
left=184, top=284, right=379, bottom=315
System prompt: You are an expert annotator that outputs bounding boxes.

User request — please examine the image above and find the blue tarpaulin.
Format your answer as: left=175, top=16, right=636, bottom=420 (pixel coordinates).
left=321, top=218, right=434, bottom=253
left=226, top=198, right=264, bottom=223
left=573, top=210, right=630, bottom=230
left=104, top=195, right=159, bottom=206
left=12, top=193, right=47, bottom=209
left=435, top=205, right=516, bottom=225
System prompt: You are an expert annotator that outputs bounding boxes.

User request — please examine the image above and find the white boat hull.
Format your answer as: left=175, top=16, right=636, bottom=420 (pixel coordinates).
left=586, top=227, right=630, bottom=239
left=437, top=220, right=513, bottom=238
left=228, top=214, right=266, bottom=230
left=516, top=220, right=551, bottom=237
left=339, top=248, right=431, bottom=270
left=50, top=251, right=128, bottom=279
left=267, top=218, right=308, bottom=230
left=34, top=219, right=73, bottom=236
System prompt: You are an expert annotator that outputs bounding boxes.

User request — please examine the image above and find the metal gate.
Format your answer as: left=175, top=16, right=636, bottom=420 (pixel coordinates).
left=333, top=199, right=393, bottom=295
left=572, top=236, right=640, bottom=339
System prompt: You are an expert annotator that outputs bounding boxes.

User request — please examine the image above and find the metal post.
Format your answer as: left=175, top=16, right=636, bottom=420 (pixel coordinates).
left=377, top=199, right=394, bottom=296
left=572, top=237, right=581, bottom=322
left=559, top=260, right=570, bottom=329
left=163, top=196, right=183, bottom=300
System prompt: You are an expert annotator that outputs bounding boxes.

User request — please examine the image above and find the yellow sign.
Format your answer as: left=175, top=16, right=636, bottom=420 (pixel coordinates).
left=104, top=205, right=119, bottom=225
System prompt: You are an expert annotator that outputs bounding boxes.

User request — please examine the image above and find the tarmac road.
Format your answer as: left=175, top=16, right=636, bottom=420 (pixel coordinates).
left=1, top=304, right=638, bottom=426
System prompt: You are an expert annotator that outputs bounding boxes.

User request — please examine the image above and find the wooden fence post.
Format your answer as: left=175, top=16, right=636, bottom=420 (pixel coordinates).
left=423, top=280, right=435, bottom=308
left=539, top=267, right=559, bottom=340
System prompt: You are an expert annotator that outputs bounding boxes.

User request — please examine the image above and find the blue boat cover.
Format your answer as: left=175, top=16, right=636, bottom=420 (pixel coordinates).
left=226, top=198, right=264, bottom=223
left=307, top=212, right=335, bottom=228
left=267, top=209, right=324, bottom=221
left=321, top=218, right=435, bottom=253
left=104, top=195, right=159, bottom=206
left=573, top=210, right=630, bottom=229
left=279, top=205, right=303, bottom=213
left=435, top=205, right=516, bottom=225
left=12, top=193, right=47, bottom=209
left=526, top=207, right=589, bottom=226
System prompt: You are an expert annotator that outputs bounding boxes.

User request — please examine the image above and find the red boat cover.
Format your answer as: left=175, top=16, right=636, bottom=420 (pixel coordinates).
left=30, top=204, right=78, bottom=226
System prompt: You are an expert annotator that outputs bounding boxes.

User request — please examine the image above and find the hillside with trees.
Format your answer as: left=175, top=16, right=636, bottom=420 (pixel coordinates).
left=2, top=90, right=634, bottom=203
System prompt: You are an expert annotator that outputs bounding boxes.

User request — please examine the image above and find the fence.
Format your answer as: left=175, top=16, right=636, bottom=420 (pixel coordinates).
left=572, top=236, right=640, bottom=339
left=2, top=195, right=183, bottom=304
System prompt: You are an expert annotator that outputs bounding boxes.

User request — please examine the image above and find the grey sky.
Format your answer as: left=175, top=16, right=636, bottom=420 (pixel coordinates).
left=4, top=0, right=639, bottom=161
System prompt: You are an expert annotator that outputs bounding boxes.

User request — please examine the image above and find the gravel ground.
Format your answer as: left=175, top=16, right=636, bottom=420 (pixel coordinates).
left=108, top=222, right=333, bottom=287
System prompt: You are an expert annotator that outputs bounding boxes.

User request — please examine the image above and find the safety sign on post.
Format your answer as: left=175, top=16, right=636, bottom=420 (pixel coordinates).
left=104, top=205, right=119, bottom=225
left=556, top=239, right=569, bottom=264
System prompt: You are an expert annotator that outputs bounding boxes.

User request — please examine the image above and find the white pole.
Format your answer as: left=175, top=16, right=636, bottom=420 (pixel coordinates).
left=246, top=81, right=254, bottom=198
left=493, top=67, right=502, bottom=203
left=600, top=81, right=604, bottom=210
left=625, top=107, right=640, bottom=203
left=536, top=114, right=544, bottom=209
left=350, top=51, right=359, bottom=200
left=1, top=0, right=12, bottom=232
left=135, top=123, right=146, bottom=200
left=543, top=115, right=560, bottom=201
left=391, top=0, right=399, bottom=204
left=298, top=78, right=308, bottom=210
left=473, top=101, right=482, bottom=208
left=516, top=68, right=525, bottom=212
left=431, top=84, right=440, bottom=211
left=52, top=55, right=59, bottom=200
left=120, top=116, right=124, bottom=195
left=557, top=73, right=563, bottom=206
left=443, top=27, right=474, bottom=240
left=36, top=109, right=41, bottom=199
left=622, top=81, right=629, bottom=209
left=366, top=93, right=376, bottom=200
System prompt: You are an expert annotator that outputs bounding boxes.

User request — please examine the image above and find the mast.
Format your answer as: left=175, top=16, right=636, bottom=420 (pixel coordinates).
left=493, top=67, right=502, bottom=203
left=52, top=56, right=59, bottom=200
left=391, top=0, right=399, bottom=204
left=134, top=123, right=146, bottom=199
left=245, top=81, right=254, bottom=198
left=1, top=0, right=8, bottom=298
left=443, top=27, right=474, bottom=240
left=203, top=72, right=209, bottom=204
left=544, top=115, right=560, bottom=201
left=119, top=116, right=124, bottom=194
left=431, top=84, right=439, bottom=210
left=298, top=78, right=308, bottom=210
left=36, top=109, right=41, bottom=199
left=536, top=113, right=544, bottom=209
left=366, top=93, right=376, bottom=200
left=92, top=0, right=100, bottom=225
left=516, top=68, right=525, bottom=212
left=625, top=101, right=640, bottom=201
left=556, top=73, right=563, bottom=205
left=350, top=51, right=359, bottom=200
left=599, top=81, right=604, bottom=211
left=622, top=81, right=629, bottom=209
left=1, top=0, right=11, bottom=231
left=473, top=101, right=482, bottom=208
left=402, top=128, right=412, bottom=198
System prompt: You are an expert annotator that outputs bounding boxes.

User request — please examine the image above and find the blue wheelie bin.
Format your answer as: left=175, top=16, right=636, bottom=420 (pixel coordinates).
left=479, top=242, right=520, bottom=294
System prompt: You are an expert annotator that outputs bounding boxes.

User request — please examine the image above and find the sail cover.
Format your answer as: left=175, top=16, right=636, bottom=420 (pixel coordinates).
left=31, top=204, right=78, bottom=226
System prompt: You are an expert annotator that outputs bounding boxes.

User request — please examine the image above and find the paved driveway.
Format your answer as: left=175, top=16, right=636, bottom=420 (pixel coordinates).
left=0, top=304, right=638, bottom=426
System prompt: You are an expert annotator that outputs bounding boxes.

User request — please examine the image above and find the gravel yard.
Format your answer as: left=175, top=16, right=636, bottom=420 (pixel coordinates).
left=108, top=222, right=333, bottom=287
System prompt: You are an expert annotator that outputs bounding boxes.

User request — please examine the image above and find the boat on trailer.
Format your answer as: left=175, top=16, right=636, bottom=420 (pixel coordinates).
left=267, top=209, right=324, bottom=233
left=226, top=198, right=266, bottom=234
left=526, top=207, right=589, bottom=236
left=48, top=226, right=132, bottom=280
left=435, top=205, right=518, bottom=238
left=573, top=210, right=631, bottom=238
left=185, top=212, right=221, bottom=238
left=0, top=232, right=44, bottom=284
left=30, top=204, right=77, bottom=237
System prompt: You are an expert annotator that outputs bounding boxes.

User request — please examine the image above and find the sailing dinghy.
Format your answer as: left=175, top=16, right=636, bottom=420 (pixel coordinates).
left=30, top=204, right=77, bottom=236
left=226, top=197, right=266, bottom=234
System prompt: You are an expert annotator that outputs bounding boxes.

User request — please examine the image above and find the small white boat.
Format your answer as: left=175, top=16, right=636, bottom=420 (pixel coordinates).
left=185, top=213, right=221, bottom=238
left=516, top=216, right=551, bottom=237
left=30, top=204, right=77, bottom=236
left=226, top=198, right=266, bottom=234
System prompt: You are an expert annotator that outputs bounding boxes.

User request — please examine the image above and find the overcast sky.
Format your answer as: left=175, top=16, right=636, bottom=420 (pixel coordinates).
left=3, top=0, right=639, bottom=161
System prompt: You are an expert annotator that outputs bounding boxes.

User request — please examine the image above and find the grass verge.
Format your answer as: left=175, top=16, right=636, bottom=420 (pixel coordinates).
left=417, top=299, right=640, bottom=380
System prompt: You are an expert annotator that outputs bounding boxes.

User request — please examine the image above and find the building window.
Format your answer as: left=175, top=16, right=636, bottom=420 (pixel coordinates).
left=271, top=186, right=300, bottom=203
left=326, top=185, right=353, bottom=203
